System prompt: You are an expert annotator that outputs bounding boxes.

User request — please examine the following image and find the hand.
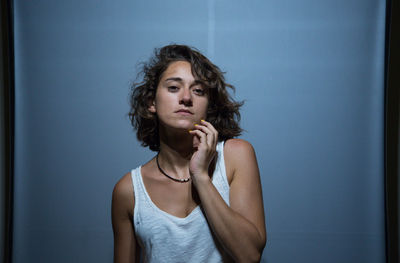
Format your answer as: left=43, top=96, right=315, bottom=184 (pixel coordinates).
left=188, top=120, right=218, bottom=183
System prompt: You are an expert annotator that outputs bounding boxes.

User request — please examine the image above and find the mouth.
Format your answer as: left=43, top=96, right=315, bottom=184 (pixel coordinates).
left=175, top=109, right=193, bottom=115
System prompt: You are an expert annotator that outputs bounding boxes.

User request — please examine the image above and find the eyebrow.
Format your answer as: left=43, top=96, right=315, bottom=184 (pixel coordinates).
left=165, top=77, right=183, bottom=83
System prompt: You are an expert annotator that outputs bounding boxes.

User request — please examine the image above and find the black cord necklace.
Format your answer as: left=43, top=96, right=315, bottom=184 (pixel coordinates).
left=156, top=154, right=191, bottom=183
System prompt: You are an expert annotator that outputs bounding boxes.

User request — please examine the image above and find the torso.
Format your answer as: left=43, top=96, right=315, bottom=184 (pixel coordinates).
left=131, top=140, right=235, bottom=219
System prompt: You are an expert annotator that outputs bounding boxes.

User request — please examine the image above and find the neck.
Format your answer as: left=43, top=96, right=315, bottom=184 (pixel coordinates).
left=157, top=126, right=194, bottom=177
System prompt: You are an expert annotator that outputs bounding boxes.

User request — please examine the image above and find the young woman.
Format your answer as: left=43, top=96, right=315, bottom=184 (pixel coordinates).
left=112, top=45, right=266, bottom=262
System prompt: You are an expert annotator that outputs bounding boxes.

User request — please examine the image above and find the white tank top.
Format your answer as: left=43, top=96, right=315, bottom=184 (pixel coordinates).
left=130, top=141, right=232, bottom=263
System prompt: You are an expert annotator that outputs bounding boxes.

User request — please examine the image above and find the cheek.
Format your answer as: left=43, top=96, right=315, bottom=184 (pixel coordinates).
left=154, top=91, right=173, bottom=109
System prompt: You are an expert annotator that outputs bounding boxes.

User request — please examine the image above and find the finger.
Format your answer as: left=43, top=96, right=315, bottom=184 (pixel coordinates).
left=194, top=124, right=214, bottom=146
left=200, top=120, right=218, bottom=135
left=189, top=129, right=207, bottom=146
left=192, top=133, right=201, bottom=148
left=200, top=120, right=218, bottom=146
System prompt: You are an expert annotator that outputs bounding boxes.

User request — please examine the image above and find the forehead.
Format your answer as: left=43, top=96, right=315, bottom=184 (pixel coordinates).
left=160, top=61, right=195, bottom=81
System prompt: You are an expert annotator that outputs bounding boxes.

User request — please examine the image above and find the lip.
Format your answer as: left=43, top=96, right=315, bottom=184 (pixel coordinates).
left=175, top=109, right=193, bottom=115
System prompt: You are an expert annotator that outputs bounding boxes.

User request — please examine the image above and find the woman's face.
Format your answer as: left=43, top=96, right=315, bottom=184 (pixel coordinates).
left=149, top=61, right=209, bottom=131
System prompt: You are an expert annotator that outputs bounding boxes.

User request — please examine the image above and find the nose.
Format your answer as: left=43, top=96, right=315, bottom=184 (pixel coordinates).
left=179, top=87, right=192, bottom=106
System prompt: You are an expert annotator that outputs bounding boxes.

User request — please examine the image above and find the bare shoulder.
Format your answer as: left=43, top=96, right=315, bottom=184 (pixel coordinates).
left=223, top=139, right=258, bottom=182
left=112, top=172, right=135, bottom=217
left=224, top=138, right=255, bottom=153
left=113, top=172, right=134, bottom=199
left=224, top=138, right=257, bottom=164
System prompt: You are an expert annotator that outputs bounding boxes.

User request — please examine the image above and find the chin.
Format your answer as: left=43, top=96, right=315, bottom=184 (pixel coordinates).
left=163, top=119, right=195, bottom=131
left=175, top=122, right=195, bottom=130
left=174, top=119, right=196, bottom=129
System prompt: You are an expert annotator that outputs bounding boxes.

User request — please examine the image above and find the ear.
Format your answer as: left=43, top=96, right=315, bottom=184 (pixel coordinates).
left=148, top=99, right=156, bottom=113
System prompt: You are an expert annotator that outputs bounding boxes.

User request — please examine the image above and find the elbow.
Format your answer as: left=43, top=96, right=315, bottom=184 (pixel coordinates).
left=249, top=251, right=262, bottom=263
left=254, top=253, right=262, bottom=263
left=249, top=236, right=266, bottom=263
left=236, top=251, right=262, bottom=263
left=236, top=244, right=265, bottom=263
left=233, top=230, right=267, bottom=262
left=248, top=242, right=265, bottom=262
left=254, top=230, right=267, bottom=261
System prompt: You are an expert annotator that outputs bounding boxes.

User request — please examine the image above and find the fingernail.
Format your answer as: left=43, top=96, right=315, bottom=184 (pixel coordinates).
left=194, top=124, right=198, bottom=126
left=188, top=130, right=193, bottom=132
left=201, top=119, right=205, bottom=122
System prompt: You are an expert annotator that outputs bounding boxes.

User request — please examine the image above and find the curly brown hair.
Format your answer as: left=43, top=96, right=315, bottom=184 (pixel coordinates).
left=129, top=44, right=243, bottom=151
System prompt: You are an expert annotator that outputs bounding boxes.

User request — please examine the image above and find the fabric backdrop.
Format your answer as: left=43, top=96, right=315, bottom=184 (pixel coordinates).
left=12, top=1, right=386, bottom=262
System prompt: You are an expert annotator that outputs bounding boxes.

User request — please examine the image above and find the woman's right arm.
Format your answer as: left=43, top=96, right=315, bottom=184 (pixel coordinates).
left=112, top=173, right=139, bottom=263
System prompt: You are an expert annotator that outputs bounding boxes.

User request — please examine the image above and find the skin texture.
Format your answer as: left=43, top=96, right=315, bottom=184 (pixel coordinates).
left=112, top=61, right=266, bottom=262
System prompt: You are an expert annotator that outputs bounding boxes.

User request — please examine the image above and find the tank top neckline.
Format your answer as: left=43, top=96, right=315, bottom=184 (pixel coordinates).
left=137, top=165, right=201, bottom=221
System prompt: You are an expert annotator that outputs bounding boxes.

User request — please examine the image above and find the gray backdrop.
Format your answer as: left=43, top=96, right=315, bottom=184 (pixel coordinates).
left=12, top=0, right=386, bottom=262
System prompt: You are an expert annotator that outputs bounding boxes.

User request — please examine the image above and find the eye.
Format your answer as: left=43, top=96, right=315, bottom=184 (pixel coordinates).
left=193, top=87, right=205, bottom=96
left=168, top=86, right=179, bottom=92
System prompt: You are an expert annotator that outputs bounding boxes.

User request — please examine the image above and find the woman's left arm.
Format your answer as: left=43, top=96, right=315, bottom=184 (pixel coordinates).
left=189, top=122, right=266, bottom=262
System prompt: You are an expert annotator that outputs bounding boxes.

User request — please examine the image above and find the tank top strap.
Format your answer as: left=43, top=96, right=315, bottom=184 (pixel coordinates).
left=130, top=166, right=147, bottom=226
left=213, top=141, right=230, bottom=205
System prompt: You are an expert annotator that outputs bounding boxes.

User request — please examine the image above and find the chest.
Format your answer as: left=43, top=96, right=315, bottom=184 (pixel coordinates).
left=143, top=176, right=199, bottom=218
left=139, top=150, right=232, bottom=219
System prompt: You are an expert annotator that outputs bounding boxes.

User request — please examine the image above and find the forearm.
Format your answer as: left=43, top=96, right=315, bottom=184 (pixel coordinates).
left=194, top=175, right=265, bottom=262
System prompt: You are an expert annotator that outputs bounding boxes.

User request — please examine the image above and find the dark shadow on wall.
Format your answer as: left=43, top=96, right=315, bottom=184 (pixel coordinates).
left=1, top=0, right=14, bottom=263
left=385, top=1, right=400, bottom=263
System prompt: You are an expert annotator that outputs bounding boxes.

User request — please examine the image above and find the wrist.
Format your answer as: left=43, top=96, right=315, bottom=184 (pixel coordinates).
left=191, top=172, right=211, bottom=188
